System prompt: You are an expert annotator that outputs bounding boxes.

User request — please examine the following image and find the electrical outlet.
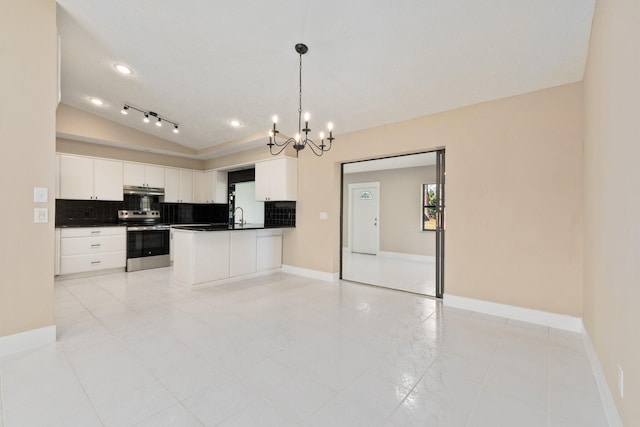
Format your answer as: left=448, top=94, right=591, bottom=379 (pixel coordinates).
left=618, top=365, right=624, bottom=398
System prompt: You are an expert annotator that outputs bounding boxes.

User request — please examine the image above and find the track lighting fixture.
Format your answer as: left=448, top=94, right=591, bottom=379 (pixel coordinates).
left=122, top=104, right=179, bottom=134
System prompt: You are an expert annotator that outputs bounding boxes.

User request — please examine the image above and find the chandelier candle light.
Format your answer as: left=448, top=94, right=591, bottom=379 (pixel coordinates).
left=268, top=43, right=335, bottom=156
left=121, top=104, right=180, bottom=134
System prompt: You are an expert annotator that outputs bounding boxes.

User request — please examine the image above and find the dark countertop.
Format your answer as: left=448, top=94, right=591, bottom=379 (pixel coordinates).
left=57, top=222, right=294, bottom=230
left=172, top=223, right=293, bottom=232
left=57, top=223, right=125, bottom=228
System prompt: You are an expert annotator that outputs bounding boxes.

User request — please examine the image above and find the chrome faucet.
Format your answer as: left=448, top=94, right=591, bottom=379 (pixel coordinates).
left=234, top=206, right=245, bottom=225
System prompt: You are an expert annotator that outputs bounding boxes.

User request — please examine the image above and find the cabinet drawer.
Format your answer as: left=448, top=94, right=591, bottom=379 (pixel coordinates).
left=60, top=252, right=126, bottom=275
left=60, top=227, right=126, bottom=238
left=60, top=235, right=125, bottom=256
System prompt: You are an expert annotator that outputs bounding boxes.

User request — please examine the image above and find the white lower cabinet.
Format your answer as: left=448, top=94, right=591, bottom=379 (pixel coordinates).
left=58, top=227, right=126, bottom=275
left=256, top=231, right=283, bottom=271
left=230, top=231, right=257, bottom=277
left=173, top=228, right=283, bottom=286
left=173, top=230, right=230, bottom=284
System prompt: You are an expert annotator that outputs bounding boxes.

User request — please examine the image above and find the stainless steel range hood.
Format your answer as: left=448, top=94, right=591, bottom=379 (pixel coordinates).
left=123, top=185, right=165, bottom=196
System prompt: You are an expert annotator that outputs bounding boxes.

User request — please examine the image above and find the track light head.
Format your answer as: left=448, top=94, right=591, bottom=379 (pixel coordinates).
left=173, top=125, right=179, bottom=134
left=143, top=113, right=150, bottom=123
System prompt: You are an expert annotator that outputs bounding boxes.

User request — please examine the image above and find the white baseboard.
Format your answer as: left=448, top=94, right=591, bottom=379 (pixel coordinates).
left=582, top=327, right=623, bottom=427
left=377, top=251, right=435, bottom=263
left=282, top=264, right=339, bottom=282
left=443, top=294, right=583, bottom=333
left=0, top=325, right=56, bottom=358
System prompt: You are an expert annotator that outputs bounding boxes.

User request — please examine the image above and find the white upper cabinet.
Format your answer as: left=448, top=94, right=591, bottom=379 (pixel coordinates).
left=165, top=168, right=193, bottom=203
left=195, top=170, right=228, bottom=204
left=58, top=155, right=123, bottom=201
left=145, top=165, right=165, bottom=188
left=123, top=163, right=165, bottom=188
left=255, top=157, right=297, bottom=201
left=193, top=171, right=206, bottom=203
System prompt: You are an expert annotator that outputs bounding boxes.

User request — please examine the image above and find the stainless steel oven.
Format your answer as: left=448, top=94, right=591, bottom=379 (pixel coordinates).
left=119, top=210, right=170, bottom=272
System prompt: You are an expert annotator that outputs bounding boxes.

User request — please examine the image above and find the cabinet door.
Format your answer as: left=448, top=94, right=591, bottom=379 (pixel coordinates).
left=269, top=158, right=297, bottom=201
left=93, top=159, right=123, bottom=201
left=193, top=171, right=207, bottom=203
left=123, top=163, right=145, bottom=187
left=59, top=155, right=94, bottom=200
left=179, top=169, right=193, bottom=203
left=254, top=161, right=270, bottom=201
left=164, top=168, right=180, bottom=202
left=214, top=171, right=228, bottom=203
left=145, top=165, right=165, bottom=188
left=230, top=230, right=257, bottom=277
left=202, top=170, right=227, bottom=203
left=257, top=235, right=282, bottom=270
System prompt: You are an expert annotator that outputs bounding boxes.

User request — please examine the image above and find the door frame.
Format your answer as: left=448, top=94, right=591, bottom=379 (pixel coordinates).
left=340, top=149, right=445, bottom=299
left=347, top=181, right=380, bottom=255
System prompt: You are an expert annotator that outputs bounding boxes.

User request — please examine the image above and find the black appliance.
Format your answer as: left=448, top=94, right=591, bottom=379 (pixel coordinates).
left=119, top=210, right=170, bottom=272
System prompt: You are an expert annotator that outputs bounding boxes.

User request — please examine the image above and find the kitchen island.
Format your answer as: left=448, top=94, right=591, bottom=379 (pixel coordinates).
left=172, top=224, right=284, bottom=287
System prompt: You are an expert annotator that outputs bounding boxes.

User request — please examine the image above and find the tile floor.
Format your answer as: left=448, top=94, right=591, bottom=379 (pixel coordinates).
left=342, top=251, right=436, bottom=296
left=0, top=268, right=607, bottom=426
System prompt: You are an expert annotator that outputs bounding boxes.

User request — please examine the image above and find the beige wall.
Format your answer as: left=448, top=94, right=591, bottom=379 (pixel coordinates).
left=277, top=83, right=583, bottom=317
left=0, top=0, right=56, bottom=336
left=582, top=0, right=640, bottom=423
left=57, top=138, right=204, bottom=170
left=343, top=166, right=437, bottom=256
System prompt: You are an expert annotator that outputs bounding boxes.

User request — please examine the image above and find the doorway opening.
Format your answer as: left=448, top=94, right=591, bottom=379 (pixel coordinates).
left=340, top=149, right=445, bottom=298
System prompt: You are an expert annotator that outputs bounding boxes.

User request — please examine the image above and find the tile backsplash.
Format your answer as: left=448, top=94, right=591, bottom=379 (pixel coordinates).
left=56, top=198, right=229, bottom=226
left=264, top=201, right=296, bottom=227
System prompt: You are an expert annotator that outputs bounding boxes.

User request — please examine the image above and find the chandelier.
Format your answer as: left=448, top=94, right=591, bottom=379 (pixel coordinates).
left=268, top=43, right=335, bottom=156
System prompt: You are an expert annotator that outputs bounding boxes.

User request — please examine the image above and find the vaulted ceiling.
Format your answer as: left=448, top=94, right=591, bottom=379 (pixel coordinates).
left=56, top=0, right=595, bottom=158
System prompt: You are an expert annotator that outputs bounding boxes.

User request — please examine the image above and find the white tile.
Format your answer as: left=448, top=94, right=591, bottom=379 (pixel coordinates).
left=238, top=357, right=297, bottom=395
left=413, top=371, right=480, bottom=411
left=92, top=380, right=178, bottom=427
left=3, top=382, right=90, bottom=427
left=182, top=380, right=260, bottom=426
left=219, top=398, right=299, bottom=427
left=1, top=269, right=610, bottom=427
left=467, top=389, right=548, bottom=427
left=307, top=373, right=410, bottom=427
left=369, top=353, right=435, bottom=390
left=426, top=352, right=491, bottom=385
left=137, top=403, right=204, bottom=427
left=386, top=391, right=470, bottom=427
left=260, top=373, right=335, bottom=422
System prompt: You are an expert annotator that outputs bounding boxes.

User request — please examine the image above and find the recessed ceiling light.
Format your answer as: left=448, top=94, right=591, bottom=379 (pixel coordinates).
left=114, top=64, right=133, bottom=75
left=89, top=97, right=104, bottom=106
left=229, top=120, right=241, bottom=127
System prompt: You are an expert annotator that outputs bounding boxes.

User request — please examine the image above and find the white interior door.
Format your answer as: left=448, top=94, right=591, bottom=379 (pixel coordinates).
left=350, top=183, right=379, bottom=255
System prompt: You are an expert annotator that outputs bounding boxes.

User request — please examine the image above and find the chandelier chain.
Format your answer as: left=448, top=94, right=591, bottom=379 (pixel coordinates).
left=298, top=53, right=303, bottom=136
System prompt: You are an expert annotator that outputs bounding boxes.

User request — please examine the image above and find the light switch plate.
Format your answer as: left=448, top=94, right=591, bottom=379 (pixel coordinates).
left=34, top=187, right=48, bottom=203
left=34, top=207, right=48, bottom=223
left=319, top=212, right=328, bottom=220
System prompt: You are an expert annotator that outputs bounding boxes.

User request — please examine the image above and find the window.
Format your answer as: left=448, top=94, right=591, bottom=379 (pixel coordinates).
left=422, top=183, right=437, bottom=231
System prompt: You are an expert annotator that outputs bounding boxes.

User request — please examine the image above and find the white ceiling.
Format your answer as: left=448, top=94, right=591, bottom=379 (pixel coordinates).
left=56, top=0, right=595, bottom=157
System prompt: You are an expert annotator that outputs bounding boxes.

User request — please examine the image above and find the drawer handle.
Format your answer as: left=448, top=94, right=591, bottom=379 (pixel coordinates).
left=91, top=260, right=101, bottom=265
left=91, top=231, right=101, bottom=234
left=90, top=244, right=101, bottom=248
